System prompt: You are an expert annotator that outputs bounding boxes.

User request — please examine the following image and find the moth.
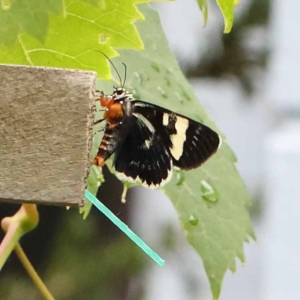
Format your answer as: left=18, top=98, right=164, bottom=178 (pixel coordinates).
left=93, top=61, right=221, bottom=188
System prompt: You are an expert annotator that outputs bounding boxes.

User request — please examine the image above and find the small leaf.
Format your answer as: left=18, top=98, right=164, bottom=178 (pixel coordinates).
left=216, top=0, right=235, bottom=33
left=196, top=0, right=208, bottom=25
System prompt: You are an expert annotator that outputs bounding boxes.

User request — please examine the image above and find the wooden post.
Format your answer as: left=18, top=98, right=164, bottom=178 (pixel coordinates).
left=0, top=65, right=96, bottom=206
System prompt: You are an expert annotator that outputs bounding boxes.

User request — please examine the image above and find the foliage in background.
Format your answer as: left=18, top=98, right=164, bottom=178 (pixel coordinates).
left=188, top=0, right=270, bottom=95
left=0, top=0, right=237, bottom=79
left=0, top=200, right=145, bottom=299
left=196, top=0, right=209, bottom=25
left=0, top=0, right=254, bottom=299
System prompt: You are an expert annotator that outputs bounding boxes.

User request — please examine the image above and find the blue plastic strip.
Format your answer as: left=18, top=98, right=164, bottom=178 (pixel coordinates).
left=84, top=190, right=165, bottom=266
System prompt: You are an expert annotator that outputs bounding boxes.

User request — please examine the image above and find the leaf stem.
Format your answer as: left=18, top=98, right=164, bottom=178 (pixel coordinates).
left=0, top=203, right=39, bottom=270
left=0, top=222, right=22, bottom=270
left=14, top=243, right=56, bottom=300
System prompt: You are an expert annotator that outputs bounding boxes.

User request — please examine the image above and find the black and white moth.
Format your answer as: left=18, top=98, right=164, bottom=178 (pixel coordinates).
left=93, top=86, right=221, bottom=188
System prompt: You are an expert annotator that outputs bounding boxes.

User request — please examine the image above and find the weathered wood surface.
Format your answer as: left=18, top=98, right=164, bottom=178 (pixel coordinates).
left=0, top=65, right=96, bottom=206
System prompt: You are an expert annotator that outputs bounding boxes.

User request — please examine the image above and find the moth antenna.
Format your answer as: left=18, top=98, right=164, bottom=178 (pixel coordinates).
left=94, top=50, right=123, bottom=87
left=122, top=63, right=127, bottom=88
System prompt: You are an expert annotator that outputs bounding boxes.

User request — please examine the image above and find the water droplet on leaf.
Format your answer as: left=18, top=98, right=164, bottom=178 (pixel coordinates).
left=180, top=87, right=191, bottom=102
left=133, top=72, right=142, bottom=85
left=151, top=63, right=160, bottom=73
left=201, top=180, right=218, bottom=202
left=164, top=77, right=171, bottom=87
left=157, top=86, right=168, bottom=98
left=99, top=34, right=107, bottom=43
left=174, top=91, right=182, bottom=102
left=133, top=91, right=141, bottom=99
left=175, top=170, right=185, bottom=186
left=188, top=214, right=199, bottom=226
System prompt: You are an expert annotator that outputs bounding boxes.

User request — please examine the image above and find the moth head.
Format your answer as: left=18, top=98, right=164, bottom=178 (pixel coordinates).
left=113, top=86, right=126, bottom=98
left=112, top=86, right=134, bottom=103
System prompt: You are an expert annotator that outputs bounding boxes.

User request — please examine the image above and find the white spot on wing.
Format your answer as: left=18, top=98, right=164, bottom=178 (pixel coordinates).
left=170, top=117, right=189, bottom=160
left=163, top=113, right=169, bottom=126
left=133, top=102, right=150, bottom=107
left=144, top=139, right=151, bottom=149
left=116, top=162, right=173, bottom=189
left=218, top=135, right=222, bottom=149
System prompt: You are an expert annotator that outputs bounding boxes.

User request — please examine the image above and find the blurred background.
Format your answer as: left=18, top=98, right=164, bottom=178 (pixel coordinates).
left=1, top=0, right=300, bottom=299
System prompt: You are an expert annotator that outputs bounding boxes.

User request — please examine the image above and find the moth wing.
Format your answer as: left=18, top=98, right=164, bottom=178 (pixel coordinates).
left=114, top=115, right=173, bottom=188
left=131, top=101, right=221, bottom=170
left=170, top=117, right=220, bottom=169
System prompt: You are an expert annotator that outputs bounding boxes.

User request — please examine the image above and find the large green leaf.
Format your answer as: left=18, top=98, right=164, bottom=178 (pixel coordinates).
left=0, top=0, right=162, bottom=79
left=95, top=5, right=254, bottom=299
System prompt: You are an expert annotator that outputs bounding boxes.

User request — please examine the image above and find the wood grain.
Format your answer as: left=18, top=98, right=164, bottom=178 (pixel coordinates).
left=0, top=65, right=96, bottom=206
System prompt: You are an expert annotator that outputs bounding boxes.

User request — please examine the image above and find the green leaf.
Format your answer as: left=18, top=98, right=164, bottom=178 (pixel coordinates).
left=196, top=0, right=208, bottom=25
left=195, top=0, right=236, bottom=33
left=97, top=4, right=254, bottom=299
left=0, top=0, right=63, bottom=46
left=80, top=165, right=104, bottom=219
left=0, top=0, right=162, bottom=80
left=216, top=0, right=235, bottom=33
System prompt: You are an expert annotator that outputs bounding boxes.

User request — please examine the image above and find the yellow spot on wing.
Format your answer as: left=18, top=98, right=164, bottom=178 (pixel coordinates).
left=170, top=117, right=189, bottom=160
left=163, top=113, right=169, bottom=126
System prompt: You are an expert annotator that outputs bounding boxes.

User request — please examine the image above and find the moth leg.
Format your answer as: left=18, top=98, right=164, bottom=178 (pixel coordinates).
left=92, top=127, right=106, bottom=138
left=93, top=118, right=105, bottom=126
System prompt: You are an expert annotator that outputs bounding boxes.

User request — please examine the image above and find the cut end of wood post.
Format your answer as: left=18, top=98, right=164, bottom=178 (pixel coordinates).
left=0, top=65, right=97, bottom=206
